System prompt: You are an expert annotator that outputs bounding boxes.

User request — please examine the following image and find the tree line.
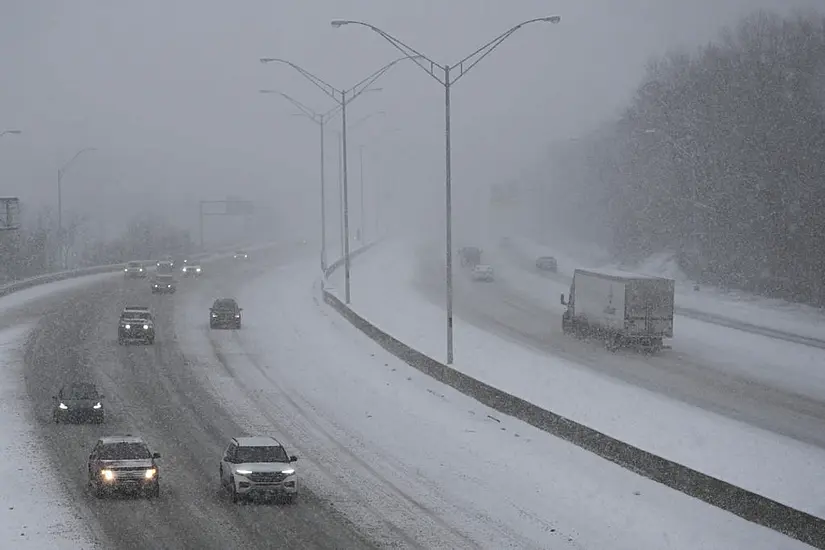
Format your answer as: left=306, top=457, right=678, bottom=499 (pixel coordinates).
left=0, top=205, right=194, bottom=284
left=545, top=9, right=825, bottom=305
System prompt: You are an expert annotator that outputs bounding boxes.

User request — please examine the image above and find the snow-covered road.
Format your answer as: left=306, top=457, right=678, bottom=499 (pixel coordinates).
left=171, top=253, right=810, bottom=549
left=325, top=240, right=825, bottom=524
left=501, top=235, right=825, bottom=344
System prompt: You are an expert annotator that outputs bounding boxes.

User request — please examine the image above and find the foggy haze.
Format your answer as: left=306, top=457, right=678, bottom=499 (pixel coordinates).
left=1, top=0, right=820, bottom=246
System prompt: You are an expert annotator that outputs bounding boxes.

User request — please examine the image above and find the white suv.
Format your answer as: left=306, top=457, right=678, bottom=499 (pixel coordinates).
left=219, top=436, right=298, bottom=503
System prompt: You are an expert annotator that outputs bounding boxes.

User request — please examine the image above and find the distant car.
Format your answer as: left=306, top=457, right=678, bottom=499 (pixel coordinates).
left=123, top=261, right=147, bottom=279
left=53, top=382, right=105, bottom=424
left=156, top=260, right=174, bottom=275
left=151, top=275, right=177, bottom=294
left=219, top=436, right=298, bottom=503
left=233, top=251, right=248, bottom=260
left=535, top=256, right=558, bottom=272
left=157, top=256, right=174, bottom=268
left=458, top=246, right=482, bottom=267
left=181, top=264, right=202, bottom=277
left=471, top=264, right=495, bottom=282
left=210, top=298, right=242, bottom=329
left=87, top=435, right=161, bottom=499
left=118, top=307, right=155, bottom=345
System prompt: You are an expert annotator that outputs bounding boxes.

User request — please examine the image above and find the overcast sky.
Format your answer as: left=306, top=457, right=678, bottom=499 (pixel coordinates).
left=0, top=0, right=821, bottom=244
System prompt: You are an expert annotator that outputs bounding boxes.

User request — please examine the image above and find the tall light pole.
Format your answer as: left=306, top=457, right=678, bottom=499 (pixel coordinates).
left=260, top=55, right=420, bottom=304
left=259, top=89, right=341, bottom=272
left=331, top=16, right=562, bottom=364
left=359, top=144, right=365, bottom=243
left=332, top=110, right=386, bottom=247
left=57, top=147, right=96, bottom=269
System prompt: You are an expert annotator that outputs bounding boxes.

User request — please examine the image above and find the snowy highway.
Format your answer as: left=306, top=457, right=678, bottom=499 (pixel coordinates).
left=0, top=243, right=806, bottom=548
left=414, top=241, right=825, bottom=452
left=20, top=245, right=373, bottom=550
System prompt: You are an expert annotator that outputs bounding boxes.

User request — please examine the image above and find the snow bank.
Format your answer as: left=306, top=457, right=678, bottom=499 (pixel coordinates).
left=504, top=235, right=825, bottom=342
left=0, top=326, right=102, bottom=549
left=327, top=241, right=825, bottom=520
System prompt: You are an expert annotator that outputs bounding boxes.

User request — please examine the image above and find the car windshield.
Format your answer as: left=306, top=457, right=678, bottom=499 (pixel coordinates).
left=63, top=383, right=98, bottom=399
left=123, top=311, right=151, bottom=321
left=127, top=262, right=141, bottom=268
left=214, top=300, right=236, bottom=310
left=98, top=442, right=151, bottom=460
left=235, top=445, right=289, bottom=463
left=156, top=276, right=173, bottom=282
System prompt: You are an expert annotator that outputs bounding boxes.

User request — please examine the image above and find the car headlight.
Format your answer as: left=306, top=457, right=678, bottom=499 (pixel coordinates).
left=124, top=268, right=128, bottom=272
left=234, top=314, right=240, bottom=318
left=167, top=285, right=172, bottom=288
left=93, top=402, right=102, bottom=409
left=281, top=469, right=295, bottom=475
left=58, top=402, right=68, bottom=410
left=196, top=268, right=201, bottom=272
left=101, top=469, right=115, bottom=481
left=143, top=324, right=149, bottom=330
left=124, top=324, right=131, bottom=329
left=144, top=468, right=157, bottom=479
left=235, top=469, right=252, bottom=476
left=139, top=268, right=144, bottom=272
left=211, top=313, right=217, bottom=318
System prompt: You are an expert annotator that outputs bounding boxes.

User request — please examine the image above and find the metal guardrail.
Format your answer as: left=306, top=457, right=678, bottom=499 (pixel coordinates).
left=320, top=243, right=825, bottom=549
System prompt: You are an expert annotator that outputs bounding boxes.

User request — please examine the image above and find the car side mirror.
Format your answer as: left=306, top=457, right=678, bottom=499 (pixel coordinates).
left=289, top=455, right=298, bottom=462
left=239, top=308, right=243, bottom=312
left=152, top=452, right=161, bottom=459
left=99, top=395, right=105, bottom=399
left=52, top=395, right=57, bottom=399
left=560, top=293, right=567, bottom=306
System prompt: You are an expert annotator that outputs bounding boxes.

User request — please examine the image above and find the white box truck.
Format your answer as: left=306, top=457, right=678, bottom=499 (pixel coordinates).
left=560, top=268, right=675, bottom=352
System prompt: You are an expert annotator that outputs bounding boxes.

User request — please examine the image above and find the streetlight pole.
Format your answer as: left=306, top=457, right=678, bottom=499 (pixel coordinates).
left=57, top=147, right=96, bottom=270
left=260, top=55, right=419, bottom=304
left=359, top=144, right=365, bottom=243
left=331, top=16, right=562, bottom=364
left=259, top=90, right=342, bottom=272
left=330, top=110, right=385, bottom=254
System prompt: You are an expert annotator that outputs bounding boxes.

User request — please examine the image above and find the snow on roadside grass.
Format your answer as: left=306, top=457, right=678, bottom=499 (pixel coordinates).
left=0, top=325, right=102, bottom=550
left=505, top=235, right=825, bottom=341
left=327, top=241, right=825, bottom=519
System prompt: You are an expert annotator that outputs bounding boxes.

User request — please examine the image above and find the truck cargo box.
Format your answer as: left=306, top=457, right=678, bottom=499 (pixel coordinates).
left=561, top=268, right=675, bottom=351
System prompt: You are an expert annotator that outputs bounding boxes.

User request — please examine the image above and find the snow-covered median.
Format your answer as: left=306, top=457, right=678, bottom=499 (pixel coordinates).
left=326, top=241, right=825, bottom=520
left=0, top=325, right=102, bottom=549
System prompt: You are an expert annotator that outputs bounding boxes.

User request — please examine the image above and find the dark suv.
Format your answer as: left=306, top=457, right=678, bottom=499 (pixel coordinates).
left=53, top=382, right=105, bottom=424
left=87, top=435, right=161, bottom=499
left=210, top=298, right=242, bottom=329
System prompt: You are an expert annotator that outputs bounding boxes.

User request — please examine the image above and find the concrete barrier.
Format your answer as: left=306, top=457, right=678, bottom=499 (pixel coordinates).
left=320, top=243, right=825, bottom=549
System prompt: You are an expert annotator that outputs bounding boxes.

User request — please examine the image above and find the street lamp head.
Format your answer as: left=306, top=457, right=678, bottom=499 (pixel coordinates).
left=330, top=20, right=350, bottom=28
left=542, top=15, right=562, bottom=24
left=2, top=130, right=22, bottom=135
